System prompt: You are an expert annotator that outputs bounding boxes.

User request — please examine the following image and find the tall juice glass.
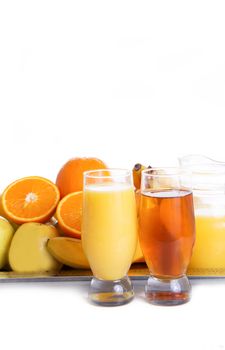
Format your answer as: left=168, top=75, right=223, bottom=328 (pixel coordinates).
left=139, top=168, right=195, bottom=306
left=82, top=169, right=138, bottom=306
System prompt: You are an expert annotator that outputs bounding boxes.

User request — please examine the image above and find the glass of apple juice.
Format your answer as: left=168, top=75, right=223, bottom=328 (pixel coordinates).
left=139, top=168, right=196, bottom=306
left=82, top=169, right=138, bottom=306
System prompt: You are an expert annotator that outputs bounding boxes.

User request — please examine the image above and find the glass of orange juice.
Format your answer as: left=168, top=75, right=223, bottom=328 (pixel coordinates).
left=82, top=169, right=138, bottom=306
left=139, top=168, right=195, bottom=306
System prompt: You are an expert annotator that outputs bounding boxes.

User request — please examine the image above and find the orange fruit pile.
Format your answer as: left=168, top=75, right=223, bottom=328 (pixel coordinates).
left=0, top=157, right=107, bottom=238
left=54, top=157, right=107, bottom=237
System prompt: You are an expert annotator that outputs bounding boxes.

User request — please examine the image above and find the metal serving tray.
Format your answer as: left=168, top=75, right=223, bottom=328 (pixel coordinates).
left=0, top=264, right=224, bottom=283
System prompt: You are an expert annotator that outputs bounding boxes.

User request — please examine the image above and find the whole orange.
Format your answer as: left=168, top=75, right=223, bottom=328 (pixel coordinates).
left=56, top=157, right=107, bottom=198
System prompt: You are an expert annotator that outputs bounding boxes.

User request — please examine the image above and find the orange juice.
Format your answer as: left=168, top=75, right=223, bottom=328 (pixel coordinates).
left=188, top=215, right=225, bottom=271
left=82, top=183, right=138, bottom=280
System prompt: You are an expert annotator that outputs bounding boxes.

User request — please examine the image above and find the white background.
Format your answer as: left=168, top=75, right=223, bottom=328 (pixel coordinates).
left=0, top=1, right=225, bottom=349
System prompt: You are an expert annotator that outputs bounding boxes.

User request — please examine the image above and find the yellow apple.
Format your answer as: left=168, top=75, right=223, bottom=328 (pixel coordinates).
left=0, top=217, right=15, bottom=269
left=9, top=222, right=61, bottom=273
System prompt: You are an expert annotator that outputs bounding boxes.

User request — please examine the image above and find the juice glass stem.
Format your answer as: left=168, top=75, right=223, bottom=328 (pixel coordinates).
left=89, top=276, right=134, bottom=306
left=145, top=275, right=191, bottom=306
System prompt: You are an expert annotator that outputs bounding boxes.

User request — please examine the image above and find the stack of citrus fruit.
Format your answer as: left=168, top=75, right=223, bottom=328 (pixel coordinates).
left=0, top=157, right=107, bottom=231
left=55, top=157, right=107, bottom=238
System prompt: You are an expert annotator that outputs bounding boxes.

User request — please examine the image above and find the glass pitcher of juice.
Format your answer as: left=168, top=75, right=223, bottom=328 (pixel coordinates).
left=179, top=155, right=225, bottom=276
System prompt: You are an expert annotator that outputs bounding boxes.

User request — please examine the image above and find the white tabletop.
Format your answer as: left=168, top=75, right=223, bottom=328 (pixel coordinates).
left=1, top=279, right=224, bottom=350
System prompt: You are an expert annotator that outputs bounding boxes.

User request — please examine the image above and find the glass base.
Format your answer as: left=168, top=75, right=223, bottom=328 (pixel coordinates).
left=89, top=275, right=134, bottom=306
left=145, top=275, right=191, bottom=306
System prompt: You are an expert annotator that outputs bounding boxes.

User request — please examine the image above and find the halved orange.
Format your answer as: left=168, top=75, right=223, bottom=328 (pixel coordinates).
left=56, top=191, right=82, bottom=239
left=2, top=176, right=60, bottom=224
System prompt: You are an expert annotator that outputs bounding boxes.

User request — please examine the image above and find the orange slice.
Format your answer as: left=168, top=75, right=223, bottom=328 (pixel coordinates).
left=56, top=191, right=82, bottom=239
left=2, top=176, right=60, bottom=224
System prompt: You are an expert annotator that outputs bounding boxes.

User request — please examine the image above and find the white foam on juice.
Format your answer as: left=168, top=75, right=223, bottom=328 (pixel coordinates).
left=85, top=182, right=132, bottom=192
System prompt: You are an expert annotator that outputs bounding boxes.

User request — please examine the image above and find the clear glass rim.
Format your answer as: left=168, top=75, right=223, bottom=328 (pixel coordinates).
left=182, top=167, right=225, bottom=175
left=142, top=167, right=191, bottom=177
left=179, top=154, right=225, bottom=166
left=84, top=168, right=131, bottom=179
